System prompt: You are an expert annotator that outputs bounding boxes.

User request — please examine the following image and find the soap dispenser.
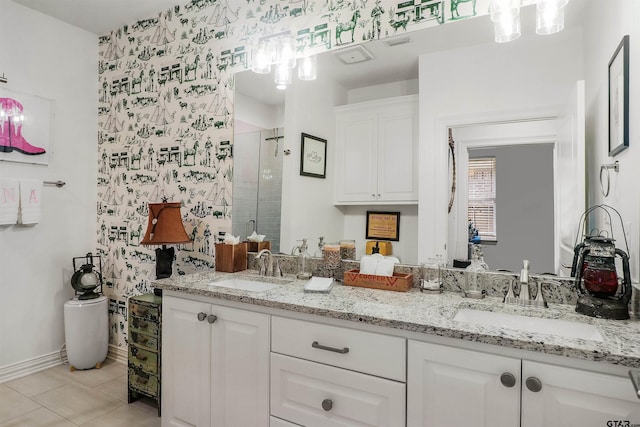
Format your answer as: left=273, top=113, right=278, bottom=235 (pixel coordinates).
left=297, top=238, right=312, bottom=280
left=464, top=244, right=488, bottom=299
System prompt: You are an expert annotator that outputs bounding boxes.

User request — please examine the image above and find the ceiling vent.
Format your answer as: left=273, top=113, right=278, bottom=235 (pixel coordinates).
left=333, top=45, right=374, bottom=65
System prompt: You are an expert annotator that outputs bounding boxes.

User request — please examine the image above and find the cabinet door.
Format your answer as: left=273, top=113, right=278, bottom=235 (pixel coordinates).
left=211, top=305, right=270, bottom=427
left=335, top=112, right=378, bottom=203
left=522, top=361, right=640, bottom=427
left=377, top=101, right=418, bottom=202
left=162, top=296, right=212, bottom=427
left=407, top=341, right=520, bottom=427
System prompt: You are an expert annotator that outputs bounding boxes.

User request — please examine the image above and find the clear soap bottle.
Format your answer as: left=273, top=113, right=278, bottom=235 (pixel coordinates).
left=465, top=244, right=487, bottom=299
left=297, top=238, right=312, bottom=280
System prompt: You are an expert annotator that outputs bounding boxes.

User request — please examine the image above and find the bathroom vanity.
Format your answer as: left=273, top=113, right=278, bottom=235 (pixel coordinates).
left=156, top=272, right=640, bottom=427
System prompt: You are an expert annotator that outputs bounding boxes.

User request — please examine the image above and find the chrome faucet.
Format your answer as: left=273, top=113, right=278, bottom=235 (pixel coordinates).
left=256, top=249, right=282, bottom=277
left=518, top=260, right=532, bottom=305
left=256, top=249, right=273, bottom=276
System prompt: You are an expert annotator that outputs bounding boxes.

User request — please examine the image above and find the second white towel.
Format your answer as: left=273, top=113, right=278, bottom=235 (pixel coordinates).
left=18, top=179, right=43, bottom=225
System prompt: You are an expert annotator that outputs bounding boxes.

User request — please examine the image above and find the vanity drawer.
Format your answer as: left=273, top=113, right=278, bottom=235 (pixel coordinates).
left=271, top=316, right=406, bottom=381
left=129, top=315, right=159, bottom=337
left=130, top=331, right=158, bottom=351
left=128, top=368, right=158, bottom=397
left=128, top=345, right=158, bottom=374
left=271, top=353, right=405, bottom=427
left=130, top=301, right=159, bottom=321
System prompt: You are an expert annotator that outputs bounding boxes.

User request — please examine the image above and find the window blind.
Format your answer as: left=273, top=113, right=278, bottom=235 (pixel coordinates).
left=468, top=157, right=496, bottom=240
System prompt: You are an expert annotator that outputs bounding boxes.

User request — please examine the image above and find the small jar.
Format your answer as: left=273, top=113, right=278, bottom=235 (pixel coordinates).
left=339, top=240, right=356, bottom=260
left=323, top=243, right=341, bottom=268
left=421, top=257, right=445, bottom=293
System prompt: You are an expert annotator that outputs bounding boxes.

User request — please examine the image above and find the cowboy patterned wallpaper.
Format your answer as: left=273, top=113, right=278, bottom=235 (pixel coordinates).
left=97, top=0, right=497, bottom=348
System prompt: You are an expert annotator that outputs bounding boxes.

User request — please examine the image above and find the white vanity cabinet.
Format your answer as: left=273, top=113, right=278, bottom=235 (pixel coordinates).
left=270, top=316, right=406, bottom=426
left=334, top=95, right=418, bottom=204
left=162, top=295, right=270, bottom=427
left=408, top=340, right=640, bottom=427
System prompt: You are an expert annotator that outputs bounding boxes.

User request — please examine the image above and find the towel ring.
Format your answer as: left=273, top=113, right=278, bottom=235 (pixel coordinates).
left=599, top=161, right=619, bottom=197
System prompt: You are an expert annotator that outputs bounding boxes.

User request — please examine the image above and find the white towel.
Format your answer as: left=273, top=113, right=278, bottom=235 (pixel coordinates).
left=18, top=179, right=43, bottom=225
left=0, top=178, right=20, bottom=225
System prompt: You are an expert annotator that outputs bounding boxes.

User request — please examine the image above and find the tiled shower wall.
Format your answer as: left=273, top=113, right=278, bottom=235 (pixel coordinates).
left=96, top=0, right=494, bottom=348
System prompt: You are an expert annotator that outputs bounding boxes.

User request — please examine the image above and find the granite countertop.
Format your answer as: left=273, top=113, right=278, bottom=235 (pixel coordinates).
left=154, top=270, right=640, bottom=368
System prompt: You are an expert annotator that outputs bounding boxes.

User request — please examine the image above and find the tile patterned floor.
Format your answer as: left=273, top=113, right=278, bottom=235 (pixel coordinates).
left=0, top=360, right=160, bottom=426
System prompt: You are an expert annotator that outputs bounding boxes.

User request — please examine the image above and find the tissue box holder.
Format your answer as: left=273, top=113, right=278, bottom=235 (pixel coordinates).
left=343, top=269, right=413, bottom=292
left=215, top=243, right=248, bottom=272
left=244, top=241, right=271, bottom=252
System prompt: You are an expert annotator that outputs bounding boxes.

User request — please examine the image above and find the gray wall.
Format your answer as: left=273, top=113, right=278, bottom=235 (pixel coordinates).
left=470, top=144, right=555, bottom=274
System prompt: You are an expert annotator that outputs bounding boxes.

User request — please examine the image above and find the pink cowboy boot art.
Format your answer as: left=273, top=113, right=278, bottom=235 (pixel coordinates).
left=0, top=97, right=46, bottom=155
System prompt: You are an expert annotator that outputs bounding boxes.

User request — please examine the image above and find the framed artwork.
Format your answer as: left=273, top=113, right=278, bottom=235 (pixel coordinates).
left=366, top=211, right=400, bottom=241
left=608, top=35, right=629, bottom=157
left=0, top=87, right=54, bottom=165
left=300, top=133, right=327, bottom=178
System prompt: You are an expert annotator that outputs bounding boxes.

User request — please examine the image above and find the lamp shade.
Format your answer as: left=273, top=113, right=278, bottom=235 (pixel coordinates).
left=140, top=202, right=192, bottom=245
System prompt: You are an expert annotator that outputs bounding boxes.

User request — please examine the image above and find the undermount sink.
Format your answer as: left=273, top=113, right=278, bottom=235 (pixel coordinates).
left=209, top=278, right=280, bottom=292
left=453, top=308, right=604, bottom=342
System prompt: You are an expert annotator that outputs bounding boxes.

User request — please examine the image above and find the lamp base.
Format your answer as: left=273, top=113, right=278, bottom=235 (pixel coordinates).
left=155, top=246, right=175, bottom=279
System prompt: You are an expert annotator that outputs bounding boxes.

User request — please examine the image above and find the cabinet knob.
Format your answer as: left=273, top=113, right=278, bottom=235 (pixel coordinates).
left=322, top=398, right=333, bottom=411
left=197, top=312, right=207, bottom=321
left=500, top=372, right=516, bottom=388
left=377, top=193, right=381, bottom=198
left=207, top=314, right=218, bottom=324
left=525, top=377, right=543, bottom=393
left=371, top=194, right=376, bottom=198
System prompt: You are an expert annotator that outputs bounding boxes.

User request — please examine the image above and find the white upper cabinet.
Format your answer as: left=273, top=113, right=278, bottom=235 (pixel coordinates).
left=335, top=95, right=418, bottom=204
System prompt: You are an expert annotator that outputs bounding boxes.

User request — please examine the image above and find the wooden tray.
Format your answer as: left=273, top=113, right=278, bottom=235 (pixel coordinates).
left=343, top=269, right=413, bottom=292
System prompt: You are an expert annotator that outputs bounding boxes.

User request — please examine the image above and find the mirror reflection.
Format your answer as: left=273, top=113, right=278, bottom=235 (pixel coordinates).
left=233, top=2, right=585, bottom=274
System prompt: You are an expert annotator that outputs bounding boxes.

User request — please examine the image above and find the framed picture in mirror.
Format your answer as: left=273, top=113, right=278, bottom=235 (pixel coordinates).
left=608, top=34, right=629, bottom=157
left=300, top=133, right=327, bottom=178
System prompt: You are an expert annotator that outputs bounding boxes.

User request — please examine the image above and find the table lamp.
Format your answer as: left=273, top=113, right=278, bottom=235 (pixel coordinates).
left=141, top=202, right=192, bottom=286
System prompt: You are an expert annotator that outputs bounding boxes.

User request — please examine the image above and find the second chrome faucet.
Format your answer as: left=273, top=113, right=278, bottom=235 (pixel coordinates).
left=503, top=260, right=547, bottom=308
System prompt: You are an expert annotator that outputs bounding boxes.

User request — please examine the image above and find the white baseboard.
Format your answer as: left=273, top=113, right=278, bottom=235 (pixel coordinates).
left=0, top=344, right=127, bottom=384
left=0, top=351, right=62, bottom=384
left=107, top=344, right=127, bottom=365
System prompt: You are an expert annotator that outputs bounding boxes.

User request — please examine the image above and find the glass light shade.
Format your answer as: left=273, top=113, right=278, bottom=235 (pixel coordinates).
left=490, top=0, right=520, bottom=22
left=276, top=36, right=296, bottom=69
left=493, top=12, right=521, bottom=43
left=298, top=55, right=317, bottom=81
left=536, top=1, right=565, bottom=35
left=274, top=63, right=292, bottom=90
left=251, top=40, right=272, bottom=74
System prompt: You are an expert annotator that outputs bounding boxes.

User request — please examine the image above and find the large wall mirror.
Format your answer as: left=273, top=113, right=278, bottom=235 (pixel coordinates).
left=233, top=1, right=586, bottom=274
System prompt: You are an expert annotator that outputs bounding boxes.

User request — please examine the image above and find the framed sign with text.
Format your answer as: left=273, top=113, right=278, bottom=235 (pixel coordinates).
left=365, top=211, right=400, bottom=241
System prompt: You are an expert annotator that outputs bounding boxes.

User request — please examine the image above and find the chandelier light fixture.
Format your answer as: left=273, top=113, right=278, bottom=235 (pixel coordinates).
left=251, top=32, right=317, bottom=89
left=490, top=0, right=569, bottom=43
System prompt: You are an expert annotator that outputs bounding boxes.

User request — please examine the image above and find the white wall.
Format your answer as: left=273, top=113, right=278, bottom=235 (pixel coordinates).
left=280, top=76, right=346, bottom=253
left=583, top=0, right=640, bottom=282
left=0, top=2, right=97, bottom=374
left=418, top=26, right=584, bottom=263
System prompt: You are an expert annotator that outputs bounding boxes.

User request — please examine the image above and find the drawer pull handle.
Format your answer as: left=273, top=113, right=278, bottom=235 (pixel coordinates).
left=197, top=312, right=207, bottom=321
left=136, top=376, right=149, bottom=385
left=312, top=341, right=349, bottom=354
left=135, top=308, right=149, bottom=316
left=207, top=314, right=218, bottom=324
left=500, top=372, right=516, bottom=388
left=134, top=353, right=148, bottom=361
left=322, top=399, right=333, bottom=411
left=525, top=377, right=543, bottom=393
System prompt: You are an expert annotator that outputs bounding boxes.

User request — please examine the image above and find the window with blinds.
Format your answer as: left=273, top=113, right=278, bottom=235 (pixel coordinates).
left=468, top=157, right=496, bottom=241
